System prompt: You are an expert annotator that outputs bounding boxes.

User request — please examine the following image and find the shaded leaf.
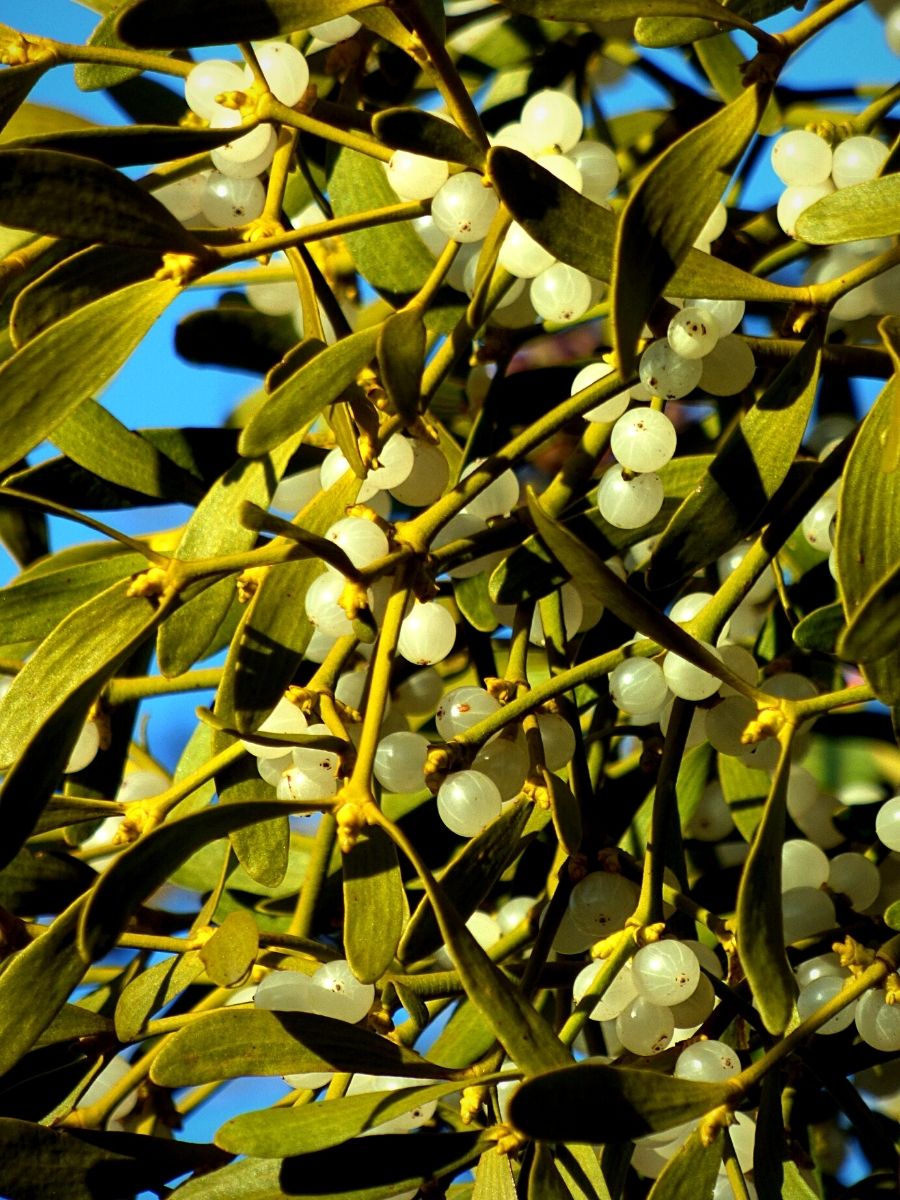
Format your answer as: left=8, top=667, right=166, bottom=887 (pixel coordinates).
left=0, top=848, right=95, bottom=915
left=488, top=146, right=798, bottom=304
left=0, top=61, right=50, bottom=135
left=373, top=107, right=485, bottom=170
left=611, top=83, right=769, bottom=376
left=115, top=950, right=205, bottom=1041
left=796, top=175, right=900, bottom=244
left=343, top=824, right=407, bottom=984
left=176, top=302, right=298, bottom=376
left=648, top=331, right=822, bottom=588
left=117, top=0, right=382, bottom=47
left=0, top=148, right=202, bottom=250
left=793, top=601, right=846, bottom=654
left=839, top=559, right=900, bottom=664
left=735, top=737, right=797, bottom=1034
left=0, top=276, right=179, bottom=477
left=0, top=1117, right=230, bottom=1200
left=718, top=752, right=769, bottom=841
left=646, top=1128, right=721, bottom=1200
left=635, top=0, right=796, bottom=46
left=239, top=326, right=380, bottom=458
left=884, top=898, right=900, bottom=930
left=5, top=122, right=240, bottom=168
left=32, top=796, right=124, bottom=837
left=508, top=1062, right=735, bottom=1143
left=835, top=374, right=900, bottom=704
left=377, top=308, right=426, bottom=422
left=694, top=32, right=782, bottom=136
left=201, top=910, right=260, bottom=987
left=75, top=10, right=145, bottom=91
left=546, top=772, right=582, bottom=857
left=170, top=1132, right=486, bottom=1200
left=329, top=145, right=435, bottom=300
left=474, top=1146, right=517, bottom=1199
left=35, top=1004, right=113, bottom=1050
left=151, top=1007, right=454, bottom=1087
left=504, top=0, right=761, bottom=32
left=78, top=799, right=321, bottom=961
left=216, top=1079, right=470, bottom=1157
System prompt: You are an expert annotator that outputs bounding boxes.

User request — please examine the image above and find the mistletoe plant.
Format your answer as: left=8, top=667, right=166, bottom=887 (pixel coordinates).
left=0, top=0, right=899, bottom=1197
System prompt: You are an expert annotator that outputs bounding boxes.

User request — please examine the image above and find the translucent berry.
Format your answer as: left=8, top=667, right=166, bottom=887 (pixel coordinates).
left=497, top=221, right=556, bottom=278
left=609, top=657, right=669, bottom=716
left=876, top=795, right=900, bottom=851
left=437, top=770, right=502, bottom=836
left=185, top=59, right=246, bottom=121
left=436, top=686, right=501, bottom=739
left=632, top=940, right=700, bottom=1007
left=610, top=407, right=677, bottom=473
left=675, top=1040, right=740, bottom=1082
left=797, top=976, right=856, bottom=1034
left=700, top=335, right=756, bottom=396
left=638, top=339, right=703, bottom=400
left=520, top=89, right=583, bottom=153
left=386, top=151, right=449, bottom=201
left=398, top=601, right=457, bottom=666
left=777, top=180, right=835, bottom=238
left=571, top=362, right=632, bottom=424
left=663, top=643, right=722, bottom=701
left=201, top=172, right=266, bottom=226
left=431, top=173, right=499, bottom=243
left=770, top=130, right=833, bottom=186
left=597, top=465, right=664, bottom=529
left=247, top=41, right=309, bottom=107
left=831, top=136, right=888, bottom=188
left=530, top=262, right=593, bottom=323
left=667, top=307, right=720, bottom=359
left=616, top=995, right=674, bottom=1055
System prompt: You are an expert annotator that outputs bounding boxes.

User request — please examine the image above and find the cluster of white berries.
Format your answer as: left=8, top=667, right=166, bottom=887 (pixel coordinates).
left=386, top=90, right=618, bottom=327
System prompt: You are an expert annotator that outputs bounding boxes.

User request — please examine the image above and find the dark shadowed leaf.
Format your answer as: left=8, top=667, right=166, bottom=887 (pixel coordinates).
left=239, top=326, right=380, bottom=458
left=793, top=601, right=846, bottom=654
left=635, top=0, right=795, bottom=45
left=487, top=147, right=798, bottom=304
left=0, top=60, right=50, bottom=134
left=503, top=0, right=760, bottom=28
left=796, top=175, right=900, bottom=244
left=508, top=1062, right=735, bottom=1143
left=839, top=546, right=900, bottom=664
left=176, top=303, right=298, bottom=376
left=646, top=1128, right=721, bottom=1200
left=115, top=950, right=205, bottom=1041
left=343, top=824, right=407, bottom=984
left=4, top=122, right=240, bottom=168
left=217, top=1079, right=471, bottom=1156
left=0, top=1118, right=230, bottom=1200
left=647, top=331, right=822, bottom=588
left=718, top=752, right=770, bottom=841
left=735, top=736, right=797, bottom=1033
left=454, top=570, right=500, bottom=633
left=377, top=308, right=426, bottom=422
left=0, top=149, right=203, bottom=250
left=117, top=0, right=382, bottom=47
left=151, top=1007, right=454, bottom=1087
left=0, top=848, right=95, bottom=914
left=0, top=277, right=179, bottom=477
left=611, top=83, right=769, bottom=376
left=835, top=373, right=900, bottom=704
left=170, top=1132, right=486, bottom=1200
left=373, top=107, right=485, bottom=170
left=32, top=796, right=125, bottom=836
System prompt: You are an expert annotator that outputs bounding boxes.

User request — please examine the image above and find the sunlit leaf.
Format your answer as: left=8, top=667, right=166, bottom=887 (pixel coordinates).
left=115, top=949, right=206, bottom=1041
left=509, top=1062, right=735, bottom=1143
left=75, top=9, right=145, bottom=91
left=635, top=0, right=796, bottom=45
left=646, top=1127, right=721, bottom=1200
left=718, top=752, right=769, bottom=840
left=201, top=910, right=260, bottom=987
left=796, top=174, right=900, bottom=244
left=694, top=32, right=782, bottom=135
left=151, top=1007, right=454, bottom=1087
left=343, top=824, right=407, bottom=984
left=648, top=330, right=822, bottom=588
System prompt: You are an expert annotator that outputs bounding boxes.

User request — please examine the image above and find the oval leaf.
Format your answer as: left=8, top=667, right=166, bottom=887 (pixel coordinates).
left=646, top=1127, right=722, bottom=1200
left=115, top=949, right=206, bottom=1041
left=343, top=824, right=407, bottom=984
left=372, top=107, right=484, bottom=170
left=117, top=0, right=381, bottom=47
left=795, top=174, right=900, bottom=244
left=200, top=910, right=260, bottom=987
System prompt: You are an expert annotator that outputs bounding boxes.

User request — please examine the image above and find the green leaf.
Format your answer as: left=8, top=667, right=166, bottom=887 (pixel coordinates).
left=217, top=1078, right=470, bottom=1157
left=694, top=33, right=782, bottom=136
left=648, top=331, right=823, bottom=588
left=0, top=579, right=171, bottom=866
left=0, top=60, right=51, bottom=135
left=77, top=798, right=319, bottom=961
left=115, top=949, right=205, bottom=1041
left=329, top=145, right=435, bottom=299
left=454, top=570, right=500, bottom=633
left=839, top=559, right=900, bottom=664
left=635, top=0, right=795, bottom=46
left=117, top=0, right=382, bottom=47
left=0, top=276, right=179, bottom=477
left=528, top=1143, right=572, bottom=1200
left=377, top=308, right=427, bottom=423
left=210, top=746, right=290, bottom=889
left=0, top=149, right=203, bottom=250
left=239, top=326, right=380, bottom=458
left=0, top=848, right=95, bottom=914
left=735, top=737, right=797, bottom=1033
left=169, top=1132, right=486, bottom=1200
left=646, top=1128, right=722, bottom=1200
left=201, top=910, right=260, bottom=987
left=792, top=601, right=845, bottom=654
left=474, top=1146, right=517, bottom=1199
left=4, top=122, right=241, bottom=168
left=35, top=1003, right=113, bottom=1049
left=227, top=472, right=360, bottom=732
left=718, top=752, right=769, bottom=840
left=75, top=10, right=145, bottom=91
left=372, top=108, right=485, bottom=170
left=0, top=1117, right=230, bottom=1200
left=151, top=1007, right=453, bottom=1087
left=427, top=995, right=500, bottom=1071
left=487, top=146, right=798, bottom=304
left=503, top=0, right=760, bottom=30
left=508, top=1062, right=735, bottom=1143
left=400, top=800, right=532, bottom=963
left=835, top=373, right=900, bottom=704
left=546, top=772, right=582, bottom=857
left=884, top=898, right=900, bottom=930
left=611, top=83, right=769, bottom=376
left=32, top=795, right=124, bottom=836
left=343, top=824, right=407, bottom=984
left=795, top=174, right=900, bottom=244
left=0, top=898, right=90, bottom=1078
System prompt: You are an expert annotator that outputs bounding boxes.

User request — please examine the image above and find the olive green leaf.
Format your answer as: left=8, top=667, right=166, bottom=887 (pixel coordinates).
left=646, top=1128, right=722, bottom=1200
left=0, top=848, right=95, bottom=914
left=454, top=570, right=500, bottom=633
left=75, top=9, right=146, bottom=91
left=115, top=950, right=206, bottom=1041
left=635, top=0, right=795, bottom=46
left=239, top=326, right=380, bottom=458
left=0, top=149, right=203, bottom=250
left=176, top=301, right=299, bottom=376
left=0, top=898, right=90, bottom=1077
left=117, top=0, right=381, bottom=47
left=33, top=796, right=124, bottom=836
left=884, top=898, right=900, bottom=930
left=169, top=1132, right=487, bottom=1200
left=343, top=824, right=407, bottom=984
left=427, top=994, right=499, bottom=1071
left=373, top=107, right=485, bottom=170
left=0, top=58, right=51, bottom=134
left=795, top=174, right=900, bottom=244
left=217, top=1078, right=474, bottom=1157
left=475, top=1146, right=517, bottom=1199
left=240, top=501, right=360, bottom=577
left=503, top=0, right=761, bottom=30
left=35, top=1004, right=113, bottom=1050
left=735, top=735, right=798, bottom=1034
left=4, top=123, right=240, bottom=168
left=508, top=1062, right=735, bottom=1143
left=200, top=910, right=260, bottom=987
left=77, top=798, right=321, bottom=961
left=0, top=1118, right=230, bottom=1200
left=647, top=330, right=823, bottom=588
left=718, top=752, right=770, bottom=840
left=377, top=308, right=427, bottom=422
left=0, top=276, right=179, bottom=478
left=527, top=1144, right=571, bottom=1200
left=399, top=800, right=532, bottom=963
left=328, top=145, right=435, bottom=299
left=611, top=82, right=769, bottom=376
left=215, top=750, right=290, bottom=890
left=839, top=555, right=900, bottom=664
left=227, top=470, right=359, bottom=733
left=1, top=98, right=94, bottom=145
left=793, top=601, right=846, bottom=654
left=0, top=579, right=173, bottom=866
left=694, top=33, right=782, bottom=136
left=835, top=374, right=900, bottom=704
left=488, top=146, right=798, bottom=304
left=151, top=1007, right=454, bottom=1087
